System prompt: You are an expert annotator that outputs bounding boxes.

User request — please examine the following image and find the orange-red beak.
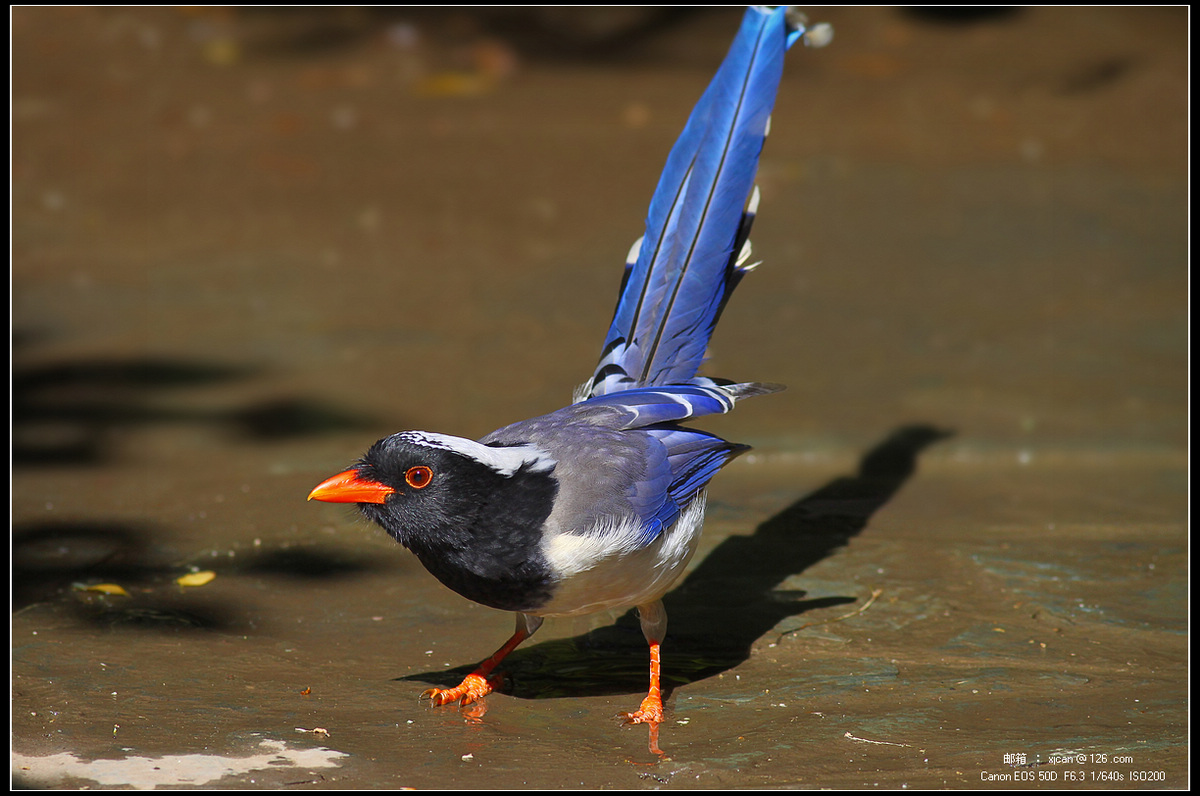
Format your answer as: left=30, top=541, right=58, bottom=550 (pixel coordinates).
left=308, top=469, right=395, bottom=504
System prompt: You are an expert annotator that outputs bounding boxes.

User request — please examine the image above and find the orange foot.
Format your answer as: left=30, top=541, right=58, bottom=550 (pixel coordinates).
left=620, top=693, right=663, bottom=725
left=420, top=672, right=501, bottom=707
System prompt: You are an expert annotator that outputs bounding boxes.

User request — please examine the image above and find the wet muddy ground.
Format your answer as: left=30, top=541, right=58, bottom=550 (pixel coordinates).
left=12, top=6, right=1187, bottom=790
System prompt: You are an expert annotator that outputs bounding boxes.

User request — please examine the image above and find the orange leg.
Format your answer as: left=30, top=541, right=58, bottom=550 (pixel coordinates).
left=621, top=639, right=664, bottom=725
left=422, top=614, right=542, bottom=707
left=621, top=601, right=668, bottom=725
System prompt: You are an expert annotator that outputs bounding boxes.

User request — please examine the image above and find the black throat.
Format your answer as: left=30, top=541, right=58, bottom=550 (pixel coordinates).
left=365, top=460, right=559, bottom=613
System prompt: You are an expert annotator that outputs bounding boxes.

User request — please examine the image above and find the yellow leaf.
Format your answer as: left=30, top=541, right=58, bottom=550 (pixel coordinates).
left=82, top=583, right=130, bottom=596
left=177, top=571, right=216, bottom=587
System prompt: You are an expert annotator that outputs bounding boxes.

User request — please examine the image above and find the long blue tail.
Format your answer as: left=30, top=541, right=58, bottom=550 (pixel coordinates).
left=580, top=7, right=823, bottom=400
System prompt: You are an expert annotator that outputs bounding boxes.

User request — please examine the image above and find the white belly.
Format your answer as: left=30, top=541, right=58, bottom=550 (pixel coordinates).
left=534, top=493, right=707, bottom=617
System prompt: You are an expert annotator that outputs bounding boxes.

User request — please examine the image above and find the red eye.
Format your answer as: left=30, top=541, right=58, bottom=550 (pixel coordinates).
left=405, top=465, right=433, bottom=489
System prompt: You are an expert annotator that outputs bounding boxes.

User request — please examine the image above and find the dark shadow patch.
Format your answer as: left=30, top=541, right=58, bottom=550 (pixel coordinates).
left=12, top=358, right=244, bottom=466
left=12, top=520, right=393, bottom=633
left=12, top=352, right=380, bottom=466
left=12, top=520, right=243, bottom=632
left=12, top=521, right=171, bottom=609
left=1057, top=56, right=1133, bottom=95
left=229, top=397, right=378, bottom=440
left=235, top=545, right=390, bottom=579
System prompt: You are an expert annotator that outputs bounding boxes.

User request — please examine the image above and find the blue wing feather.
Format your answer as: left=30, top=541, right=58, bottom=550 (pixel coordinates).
left=581, top=384, right=734, bottom=427
left=579, top=381, right=781, bottom=429
left=627, top=426, right=750, bottom=544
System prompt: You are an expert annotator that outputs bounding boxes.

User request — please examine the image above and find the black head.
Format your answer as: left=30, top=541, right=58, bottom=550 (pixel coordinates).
left=308, top=430, right=559, bottom=611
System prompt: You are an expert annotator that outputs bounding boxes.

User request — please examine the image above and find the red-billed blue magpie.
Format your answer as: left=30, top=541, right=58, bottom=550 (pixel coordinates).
left=309, top=6, right=830, bottom=725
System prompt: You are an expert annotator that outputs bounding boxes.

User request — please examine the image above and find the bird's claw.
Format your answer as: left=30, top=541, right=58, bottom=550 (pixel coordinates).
left=421, top=672, right=500, bottom=707
left=619, top=694, right=664, bottom=725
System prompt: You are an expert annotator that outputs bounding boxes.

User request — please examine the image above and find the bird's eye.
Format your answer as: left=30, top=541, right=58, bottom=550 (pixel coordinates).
left=405, top=465, right=433, bottom=489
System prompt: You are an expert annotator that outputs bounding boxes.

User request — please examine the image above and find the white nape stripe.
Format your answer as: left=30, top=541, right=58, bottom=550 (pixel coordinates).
left=395, top=431, right=555, bottom=476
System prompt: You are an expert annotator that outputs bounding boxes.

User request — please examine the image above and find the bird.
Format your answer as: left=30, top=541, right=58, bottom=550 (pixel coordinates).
left=308, top=6, right=829, bottom=726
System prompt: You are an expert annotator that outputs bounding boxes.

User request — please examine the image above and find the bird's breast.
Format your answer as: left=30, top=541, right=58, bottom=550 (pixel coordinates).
left=535, top=492, right=708, bottom=617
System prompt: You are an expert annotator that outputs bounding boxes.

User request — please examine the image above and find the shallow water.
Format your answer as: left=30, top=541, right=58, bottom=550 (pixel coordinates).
left=12, top=6, right=1187, bottom=789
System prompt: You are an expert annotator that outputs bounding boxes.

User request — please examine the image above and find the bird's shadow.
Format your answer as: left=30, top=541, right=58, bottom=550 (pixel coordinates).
left=401, top=424, right=952, bottom=698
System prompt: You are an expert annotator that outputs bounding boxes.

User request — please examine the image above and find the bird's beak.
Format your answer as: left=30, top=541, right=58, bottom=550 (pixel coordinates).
left=308, top=469, right=395, bottom=504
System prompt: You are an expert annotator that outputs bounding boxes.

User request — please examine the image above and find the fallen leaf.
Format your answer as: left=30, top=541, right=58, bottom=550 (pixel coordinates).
left=79, top=583, right=130, bottom=596
left=177, top=571, right=216, bottom=587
